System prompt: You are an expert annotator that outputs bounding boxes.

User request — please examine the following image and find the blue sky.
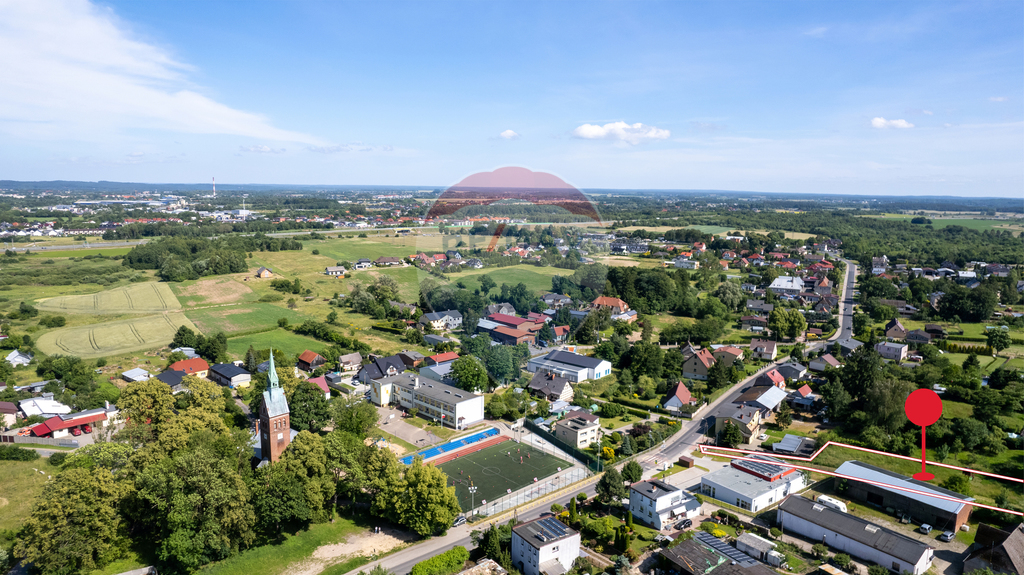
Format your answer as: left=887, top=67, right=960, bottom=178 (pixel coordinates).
left=0, top=0, right=1021, bottom=196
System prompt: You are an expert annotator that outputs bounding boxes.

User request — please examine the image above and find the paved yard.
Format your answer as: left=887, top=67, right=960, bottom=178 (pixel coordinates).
left=374, top=404, right=443, bottom=447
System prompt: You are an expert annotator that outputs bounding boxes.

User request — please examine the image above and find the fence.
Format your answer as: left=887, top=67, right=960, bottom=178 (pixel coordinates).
left=0, top=435, right=79, bottom=448
left=524, top=418, right=602, bottom=472
left=471, top=465, right=589, bottom=519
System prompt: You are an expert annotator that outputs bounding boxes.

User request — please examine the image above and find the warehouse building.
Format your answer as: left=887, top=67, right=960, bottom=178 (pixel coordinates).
left=836, top=461, right=974, bottom=531
left=700, top=455, right=806, bottom=512
left=778, top=495, right=934, bottom=575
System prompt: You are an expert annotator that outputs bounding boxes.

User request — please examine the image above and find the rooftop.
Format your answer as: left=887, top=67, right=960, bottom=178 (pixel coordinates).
left=702, top=461, right=802, bottom=499
left=631, top=478, right=679, bottom=497
left=542, top=350, right=605, bottom=369
left=512, top=516, right=578, bottom=550
left=836, top=460, right=974, bottom=513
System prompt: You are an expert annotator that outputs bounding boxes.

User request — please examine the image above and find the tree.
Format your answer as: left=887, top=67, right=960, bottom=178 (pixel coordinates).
left=622, top=460, right=642, bottom=484
left=568, top=497, right=578, bottom=522
left=118, top=377, right=175, bottom=429
left=451, top=356, right=489, bottom=392
left=775, top=401, right=793, bottom=430
left=251, top=462, right=311, bottom=534
left=486, top=345, right=517, bottom=384
left=935, top=443, right=950, bottom=463
left=365, top=448, right=406, bottom=524
left=15, top=468, right=124, bottom=575
left=941, top=474, right=971, bottom=497
left=244, top=345, right=260, bottom=373
left=331, top=394, right=379, bottom=435
left=479, top=274, right=497, bottom=294
left=865, top=378, right=914, bottom=433
left=399, top=458, right=462, bottom=536
left=719, top=421, right=744, bottom=448
left=833, top=554, right=852, bottom=570
left=811, top=543, right=829, bottom=559
left=596, top=468, right=627, bottom=503
left=955, top=418, right=989, bottom=452
left=326, top=310, right=339, bottom=325
left=290, top=380, right=332, bottom=433
left=713, top=281, right=745, bottom=312
left=987, top=330, right=1012, bottom=356
left=172, top=325, right=198, bottom=348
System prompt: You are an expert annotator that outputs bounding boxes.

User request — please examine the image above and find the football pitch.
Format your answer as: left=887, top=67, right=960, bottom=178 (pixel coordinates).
left=437, top=442, right=571, bottom=511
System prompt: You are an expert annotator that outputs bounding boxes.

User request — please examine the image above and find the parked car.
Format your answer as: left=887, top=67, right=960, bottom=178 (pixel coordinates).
left=939, top=531, right=955, bottom=542
left=452, top=516, right=467, bottom=527
left=674, top=519, right=692, bottom=530
left=71, top=427, right=82, bottom=436
left=82, top=424, right=93, bottom=433
left=918, top=524, right=932, bottom=534
left=757, top=433, right=768, bottom=441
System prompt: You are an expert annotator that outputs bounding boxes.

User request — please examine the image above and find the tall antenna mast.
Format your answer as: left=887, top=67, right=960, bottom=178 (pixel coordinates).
left=212, top=177, right=216, bottom=198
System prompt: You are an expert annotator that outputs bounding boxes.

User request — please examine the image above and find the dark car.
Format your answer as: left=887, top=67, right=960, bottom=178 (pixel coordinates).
left=674, top=518, right=692, bottom=530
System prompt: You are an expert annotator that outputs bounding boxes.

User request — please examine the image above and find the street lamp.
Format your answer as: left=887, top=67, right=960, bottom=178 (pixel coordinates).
left=468, top=485, right=478, bottom=514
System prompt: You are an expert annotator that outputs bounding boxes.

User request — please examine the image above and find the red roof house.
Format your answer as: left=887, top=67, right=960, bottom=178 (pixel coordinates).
left=297, top=350, right=326, bottom=372
left=168, top=358, right=210, bottom=377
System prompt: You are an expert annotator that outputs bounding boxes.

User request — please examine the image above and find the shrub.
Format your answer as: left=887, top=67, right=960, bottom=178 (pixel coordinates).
left=811, top=543, right=829, bottom=559
left=833, top=554, right=852, bottom=569
left=48, top=452, right=67, bottom=466
left=259, top=294, right=284, bottom=303
left=0, top=445, right=40, bottom=461
left=577, top=492, right=588, bottom=502
left=409, top=546, right=469, bottom=575
left=312, top=249, right=320, bottom=255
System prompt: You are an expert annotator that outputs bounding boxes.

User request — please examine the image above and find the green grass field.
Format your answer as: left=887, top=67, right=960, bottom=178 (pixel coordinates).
left=36, top=282, right=180, bottom=314
left=455, top=265, right=574, bottom=295
left=36, top=312, right=197, bottom=358
left=0, top=459, right=52, bottom=531
left=185, top=303, right=310, bottom=335
left=438, top=441, right=571, bottom=511
left=26, top=247, right=135, bottom=258
left=226, top=328, right=327, bottom=359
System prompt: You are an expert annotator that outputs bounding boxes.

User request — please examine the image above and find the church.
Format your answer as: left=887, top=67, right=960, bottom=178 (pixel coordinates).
left=256, top=351, right=292, bottom=464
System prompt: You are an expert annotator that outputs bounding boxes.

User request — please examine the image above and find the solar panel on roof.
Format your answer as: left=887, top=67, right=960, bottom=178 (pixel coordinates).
left=695, top=531, right=756, bottom=565
left=538, top=517, right=566, bottom=538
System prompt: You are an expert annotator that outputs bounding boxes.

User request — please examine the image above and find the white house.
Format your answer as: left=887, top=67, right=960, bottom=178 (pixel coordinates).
left=778, top=496, right=934, bottom=575
left=629, top=479, right=702, bottom=530
left=419, top=310, right=464, bottom=331
left=768, top=276, right=803, bottom=295
left=5, top=350, right=32, bottom=367
left=874, top=341, right=908, bottom=362
left=700, top=456, right=806, bottom=512
left=19, top=397, right=72, bottom=418
left=526, top=351, right=611, bottom=383
left=325, top=266, right=346, bottom=276
left=511, top=516, right=580, bottom=575
left=553, top=410, right=602, bottom=449
left=371, top=373, right=483, bottom=429
left=748, top=339, right=778, bottom=361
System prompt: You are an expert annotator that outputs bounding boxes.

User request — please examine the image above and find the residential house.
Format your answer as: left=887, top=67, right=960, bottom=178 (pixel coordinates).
left=906, top=330, right=932, bottom=344
left=592, top=296, right=630, bottom=315
left=661, top=537, right=778, bottom=575
left=527, top=371, right=574, bottom=403
left=425, top=351, right=460, bottom=366
left=209, top=363, right=252, bottom=388
left=754, top=369, right=786, bottom=388
left=874, top=341, right=908, bottom=361
left=809, top=354, right=842, bottom=372
left=527, top=351, right=612, bottom=382
left=325, top=266, right=346, bottom=276
left=553, top=410, right=602, bottom=448
left=713, top=406, right=762, bottom=443
left=168, top=358, right=209, bottom=378
left=674, top=258, right=699, bottom=270
left=776, top=362, right=808, bottom=381
left=463, top=258, right=484, bottom=269
left=778, top=495, right=934, bottom=575
left=388, top=300, right=417, bottom=315
left=700, top=455, right=807, bottom=512
left=19, top=397, right=72, bottom=418
left=664, top=382, right=697, bottom=413
left=746, top=300, right=775, bottom=314
left=551, top=325, right=570, bottom=343
left=353, top=258, right=372, bottom=270
left=156, top=370, right=189, bottom=393
left=683, top=349, right=716, bottom=381
left=485, top=302, right=517, bottom=316
left=885, top=319, right=908, bottom=340
left=297, top=350, right=326, bottom=372
left=510, top=517, right=580, bottom=575
left=5, top=350, right=32, bottom=367
left=713, top=346, right=744, bottom=368
left=255, top=267, right=273, bottom=278
left=419, top=310, right=464, bottom=331
left=0, top=401, right=18, bottom=427
left=541, top=293, right=573, bottom=309
left=880, top=299, right=916, bottom=318
left=305, top=376, right=332, bottom=401
left=629, top=479, right=702, bottom=530
left=833, top=338, right=863, bottom=356
left=741, top=315, right=769, bottom=330
left=736, top=385, right=789, bottom=416
left=357, top=354, right=407, bottom=384
left=963, top=523, right=1024, bottom=575
left=445, top=250, right=463, bottom=260
left=813, top=277, right=832, bottom=295
left=374, top=256, right=403, bottom=266
left=748, top=339, right=778, bottom=361
left=396, top=350, right=425, bottom=369
left=372, top=373, right=484, bottom=429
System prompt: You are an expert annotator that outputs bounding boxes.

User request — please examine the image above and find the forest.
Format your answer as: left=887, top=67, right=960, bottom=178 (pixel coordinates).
left=121, top=235, right=304, bottom=281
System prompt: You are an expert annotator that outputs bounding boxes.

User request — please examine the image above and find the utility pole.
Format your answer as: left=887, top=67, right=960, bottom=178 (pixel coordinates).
left=469, top=485, right=477, bottom=515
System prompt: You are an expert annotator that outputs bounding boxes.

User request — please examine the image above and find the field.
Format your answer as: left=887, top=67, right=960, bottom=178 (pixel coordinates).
left=437, top=441, right=571, bottom=511
left=25, top=247, right=135, bottom=258
left=36, top=312, right=197, bottom=359
left=0, top=459, right=52, bottom=531
left=36, top=282, right=180, bottom=314
left=226, top=329, right=328, bottom=359
left=185, top=303, right=309, bottom=335
left=455, top=265, right=575, bottom=294
left=863, top=214, right=1024, bottom=235
left=171, top=276, right=258, bottom=306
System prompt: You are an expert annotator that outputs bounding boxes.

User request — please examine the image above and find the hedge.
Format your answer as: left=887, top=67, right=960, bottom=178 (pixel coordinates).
left=410, top=546, right=469, bottom=575
left=372, top=324, right=406, bottom=335
left=0, top=445, right=40, bottom=461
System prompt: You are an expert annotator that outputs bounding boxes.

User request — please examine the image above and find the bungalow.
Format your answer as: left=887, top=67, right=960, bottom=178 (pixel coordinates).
left=121, top=367, right=151, bottom=382
left=297, top=350, right=326, bottom=372
left=776, top=362, right=808, bottom=382
left=748, top=339, right=778, bottom=361
left=809, top=354, right=842, bottom=372
left=833, top=338, right=863, bottom=356
left=674, top=258, right=699, bottom=270
left=374, top=256, right=403, bottom=266
left=325, top=266, right=346, bottom=276
left=255, top=266, right=273, bottom=279
left=353, top=258, right=372, bottom=270
left=338, top=352, right=363, bottom=370
left=683, top=349, right=716, bottom=381
left=156, top=370, right=189, bottom=393
left=168, top=358, right=209, bottom=378
left=664, top=382, right=697, bottom=413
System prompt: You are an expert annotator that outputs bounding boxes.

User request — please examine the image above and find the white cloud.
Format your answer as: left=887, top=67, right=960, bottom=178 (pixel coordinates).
left=922, top=110, right=933, bottom=115
left=306, top=143, right=393, bottom=153
left=803, top=26, right=828, bottom=37
left=499, top=129, right=521, bottom=140
left=990, top=96, right=1008, bottom=102
left=240, top=145, right=286, bottom=154
left=871, top=117, right=914, bottom=129
left=572, top=121, right=670, bottom=145
left=0, top=0, right=325, bottom=144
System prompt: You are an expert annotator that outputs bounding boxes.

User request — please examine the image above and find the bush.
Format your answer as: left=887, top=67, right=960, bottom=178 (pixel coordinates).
left=38, top=316, right=66, bottom=328
left=409, top=546, right=468, bottom=575
left=833, top=554, right=852, bottom=569
left=48, top=452, right=67, bottom=466
left=577, top=492, right=588, bottom=502
left=0, top=445, right=40, bottom=461
left=811, top=543, right=829, bottom=559
left=312, top=249, right=320, bottom=255
left=769, top=527, right=782, bottom=539
left=259, top=294, right=284, bottom=303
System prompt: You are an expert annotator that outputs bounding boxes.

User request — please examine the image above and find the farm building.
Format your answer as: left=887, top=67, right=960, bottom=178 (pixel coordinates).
left=297, top=350, right=326, bottom=372
left=255, top=266, right=273, bottom=278
left=835, top=461, right=974, bottom=531
left=778, top=495, right=934, bottom=575
left=121, top=367, right=151, bottom=382
left=492, top=326, right=536, bottom=345
left=169, top=358, right=209, bottom=378
left=963, top=523, right=1024, bottom=575
left=700, top=455, right=806, bottom=512
left=209, top=363, right=252, bottom=388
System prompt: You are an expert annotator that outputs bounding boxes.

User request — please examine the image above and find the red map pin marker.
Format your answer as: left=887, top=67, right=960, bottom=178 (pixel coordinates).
left=905, top=389, right=943, bottom=481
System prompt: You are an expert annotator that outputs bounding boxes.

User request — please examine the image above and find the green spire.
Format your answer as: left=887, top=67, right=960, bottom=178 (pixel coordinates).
left=268, top=348, right=279, bottom=389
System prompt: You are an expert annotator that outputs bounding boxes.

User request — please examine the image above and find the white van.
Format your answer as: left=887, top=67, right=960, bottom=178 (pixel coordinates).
left=817, top=495, right=848, bottom=513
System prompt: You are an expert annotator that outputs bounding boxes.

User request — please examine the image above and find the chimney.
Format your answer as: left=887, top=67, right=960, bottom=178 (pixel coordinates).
left=414, top=376, right=420, bottom=388
left=254, top=419, right=260, bottom=436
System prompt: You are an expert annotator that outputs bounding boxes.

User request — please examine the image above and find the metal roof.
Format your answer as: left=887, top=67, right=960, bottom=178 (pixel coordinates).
left=211, top=363, right=249, bottom=379
left=733, top=455, right=792, bottom=479
left=780, top=495, right=932, bottom=565
left=512, top=516, right=577, bottom=550
left=543, top=350, right=605, bottom=369
left=694, top=531, right=757, bottom=566
left=835, top=461, right=973, bottom=513
left=773, top=434, right=806, bottom=453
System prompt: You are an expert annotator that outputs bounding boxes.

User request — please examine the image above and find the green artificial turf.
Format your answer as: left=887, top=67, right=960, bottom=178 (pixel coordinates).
left=438, top=441, right=571, bottom=511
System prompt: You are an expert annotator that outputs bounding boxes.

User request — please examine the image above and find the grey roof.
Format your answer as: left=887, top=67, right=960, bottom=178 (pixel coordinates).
left=476, top=318, right=502, bottom=331
left=835, top=461, right=974, bottom=513
left=424, top=334, right=453, bottom=346
left=630, top=478, right=679, bottom=497
left=752, top=386, right=788, bottom=410
left=773, top=434, right=817, bottom=455
left=512, top=516, right=578, bottom=550
left=780, top=495, right=932, bottom=565
left=737, top=532, right=776, bottom=554
left=543, top=350, right=605, bottom=369
left=122, top=367, right=151, bottom=380
left=210, top=363, right=249, bottom=379
left=701, top=463, right=801, bottom=499
left=377, top=372, right=481, bottom=406
left=156, top=370, right=187, bottom=387
left=527, top=371, right=572, bottom=397
left=421, top=309, right=463, bottom=322
left=777, top=362, right=807, bottom=379
left=360, top=355, right=406, bottom=379
left=262, top=352, right=290, bottom=417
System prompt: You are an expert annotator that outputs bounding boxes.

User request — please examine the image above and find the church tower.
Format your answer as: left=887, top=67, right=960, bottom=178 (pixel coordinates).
left=259, top=350, right=291, bottom=462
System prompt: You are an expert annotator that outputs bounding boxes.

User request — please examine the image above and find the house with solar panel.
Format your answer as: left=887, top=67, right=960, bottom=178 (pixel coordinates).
left=778, top=495, right=935, bottom=575
left=510, top=516, right=580, bottom=575
left=700, top=455, right=807, bottom=512
left=661, top=531, right=778, bottom=575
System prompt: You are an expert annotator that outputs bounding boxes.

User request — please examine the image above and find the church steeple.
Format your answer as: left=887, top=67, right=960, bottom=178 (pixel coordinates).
left=260, top=348, right=290, bottom=462
left=268, top=348, right=279, bottom=389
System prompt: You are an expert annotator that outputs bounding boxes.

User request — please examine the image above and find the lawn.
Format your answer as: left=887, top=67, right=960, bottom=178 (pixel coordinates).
left=196, top=516, right=367, bottom=575
left=36, top=282, right=181, bottom=314
left=226, top=328, right=328, bottom=360
left=437, top=441, right=571, bottom=511
left=455, top=265, right=576, bottom=295
left=26, top=247, right=135, bottom=258
left=35, top=312, right=198, bottom=359
left=0, top=459, right=52, bottom=531
left=186, top=302, right=310, bottom=335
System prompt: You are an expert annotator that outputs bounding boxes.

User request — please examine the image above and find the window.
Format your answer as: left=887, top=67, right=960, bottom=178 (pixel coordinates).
left=892, top=563, right=900, bottom=572
left=552, top=546, right=558, bottom=552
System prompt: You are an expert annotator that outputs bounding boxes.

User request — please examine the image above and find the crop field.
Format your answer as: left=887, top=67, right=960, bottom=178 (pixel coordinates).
left=184, top=303, right=309, bottom=335
left=226, top=328, right=327, bottom=359
left=36, top=312, right=197, bottom=358
left=36, top=282, right=180, bottom=314
left=171, top=276, right=259, bottom=307
left=24, top=247, right=135, bottom=258
left=437, top=442, right=571, bottom=511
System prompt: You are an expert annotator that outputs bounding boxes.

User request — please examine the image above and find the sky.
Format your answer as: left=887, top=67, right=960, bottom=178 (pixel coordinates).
left=0, top=0, right=1021, bottom=196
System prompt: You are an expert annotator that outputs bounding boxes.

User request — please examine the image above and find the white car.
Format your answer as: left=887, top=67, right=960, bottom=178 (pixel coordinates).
left=757, top=433, right=768, bottom=441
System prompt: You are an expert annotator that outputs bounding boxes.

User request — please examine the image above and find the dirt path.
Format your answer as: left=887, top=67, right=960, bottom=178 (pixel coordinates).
left=285, top=527, right=417, bottom=575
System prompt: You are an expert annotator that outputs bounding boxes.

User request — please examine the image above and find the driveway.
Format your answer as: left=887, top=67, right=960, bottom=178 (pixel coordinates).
left=374, top=405, right=442, bottom=448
